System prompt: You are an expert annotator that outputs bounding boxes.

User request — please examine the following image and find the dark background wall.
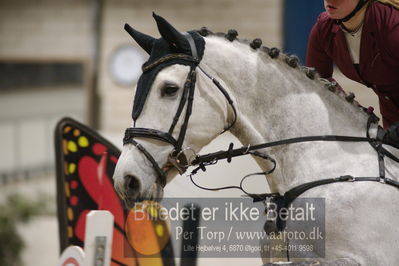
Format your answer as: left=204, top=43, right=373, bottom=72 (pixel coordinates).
left=283, top=0, right=324, bottom=64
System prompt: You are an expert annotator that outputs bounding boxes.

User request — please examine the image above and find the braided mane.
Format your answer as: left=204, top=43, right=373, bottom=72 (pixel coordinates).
left=195, top=27, right=378, bottom=121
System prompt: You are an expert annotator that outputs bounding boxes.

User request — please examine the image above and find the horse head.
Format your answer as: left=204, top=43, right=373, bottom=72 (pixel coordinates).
left=113, top=13, right=235, bottom=207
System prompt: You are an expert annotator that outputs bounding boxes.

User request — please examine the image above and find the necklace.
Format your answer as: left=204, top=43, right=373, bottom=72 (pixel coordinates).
left=341, top=22, right=364, bottom=37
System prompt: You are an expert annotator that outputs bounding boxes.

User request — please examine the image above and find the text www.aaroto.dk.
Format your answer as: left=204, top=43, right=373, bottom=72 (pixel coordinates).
left=235, top=226, right=324, bottom=242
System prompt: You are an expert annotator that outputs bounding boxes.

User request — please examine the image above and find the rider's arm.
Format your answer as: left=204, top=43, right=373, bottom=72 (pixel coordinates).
left=306, top=20, right=334, bottom=79
left=306, top=18, right=345, bottom=92
left=385, top=19, right=399, bottom=64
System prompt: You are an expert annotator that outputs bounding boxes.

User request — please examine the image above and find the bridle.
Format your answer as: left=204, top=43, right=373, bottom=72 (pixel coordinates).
left=123, top=32, right=237, bottom=187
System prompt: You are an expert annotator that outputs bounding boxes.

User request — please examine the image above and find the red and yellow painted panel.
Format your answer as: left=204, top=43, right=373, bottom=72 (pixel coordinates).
left=55, top=117, right=175, bottom=266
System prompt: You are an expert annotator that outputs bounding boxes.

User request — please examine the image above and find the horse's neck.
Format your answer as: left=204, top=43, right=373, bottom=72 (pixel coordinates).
left=202, top=36, right=378, bottom=192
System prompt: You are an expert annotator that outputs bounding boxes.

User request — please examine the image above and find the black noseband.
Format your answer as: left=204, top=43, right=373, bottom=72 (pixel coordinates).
left=124, top=128, right=178, bottom=147
left=123, top=137, right=168, bottom=187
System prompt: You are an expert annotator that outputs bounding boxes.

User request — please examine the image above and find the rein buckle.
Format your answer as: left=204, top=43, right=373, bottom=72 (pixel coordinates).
left=168, top=148, right=197, bottom=174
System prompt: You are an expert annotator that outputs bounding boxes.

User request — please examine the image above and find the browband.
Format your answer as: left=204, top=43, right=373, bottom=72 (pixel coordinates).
left=142, top=54, right=195, bottom=72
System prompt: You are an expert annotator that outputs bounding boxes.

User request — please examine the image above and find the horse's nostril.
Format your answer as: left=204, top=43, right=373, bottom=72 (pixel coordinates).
left=126, top=175, right=141, bottom=191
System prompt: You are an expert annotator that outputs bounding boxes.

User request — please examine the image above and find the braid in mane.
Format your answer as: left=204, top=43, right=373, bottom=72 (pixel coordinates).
left=195, top=27, right=379, bottom=121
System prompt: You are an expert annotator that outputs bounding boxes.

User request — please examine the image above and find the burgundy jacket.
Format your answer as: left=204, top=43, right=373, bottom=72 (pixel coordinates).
left=306, top=1, right=399, bottom=128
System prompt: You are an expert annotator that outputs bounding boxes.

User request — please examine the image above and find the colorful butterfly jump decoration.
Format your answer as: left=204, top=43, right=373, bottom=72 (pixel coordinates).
left=54, top=117, right=178, bottom=266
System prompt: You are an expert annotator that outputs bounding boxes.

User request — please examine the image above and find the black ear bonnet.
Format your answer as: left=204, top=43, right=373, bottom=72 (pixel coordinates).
left=125, top=14, right=205, bottom=121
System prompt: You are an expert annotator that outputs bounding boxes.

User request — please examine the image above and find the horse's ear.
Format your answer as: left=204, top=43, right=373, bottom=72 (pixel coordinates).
left=152, top=12, right=187, bottom=50
left=124, top=23, right=155, bottom=55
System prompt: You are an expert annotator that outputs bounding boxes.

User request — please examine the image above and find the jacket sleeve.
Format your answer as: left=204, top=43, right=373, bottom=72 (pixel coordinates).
left=306, top=18, right=334, bottom=79
left=386, top=23, right=399, bottom=64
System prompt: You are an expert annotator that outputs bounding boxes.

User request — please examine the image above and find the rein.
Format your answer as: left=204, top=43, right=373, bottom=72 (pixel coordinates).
left=188, top=114, right=399, bottom=230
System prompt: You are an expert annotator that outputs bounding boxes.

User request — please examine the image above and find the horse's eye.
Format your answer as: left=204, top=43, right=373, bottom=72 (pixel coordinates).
left=161, top=84, right=179, bottom=97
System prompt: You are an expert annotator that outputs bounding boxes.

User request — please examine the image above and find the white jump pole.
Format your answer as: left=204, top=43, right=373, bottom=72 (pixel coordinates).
left=57, top=210, right=114, bottom=266
left=83, top=210, right=114, bottom=266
